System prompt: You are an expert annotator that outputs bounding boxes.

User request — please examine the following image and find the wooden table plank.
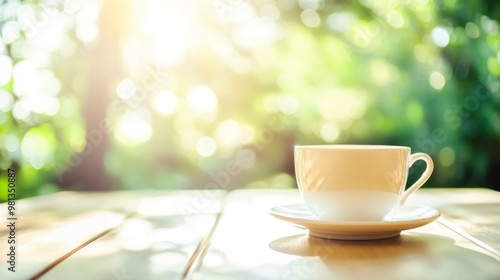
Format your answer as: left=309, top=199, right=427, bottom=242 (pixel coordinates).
left=40, top=214, right=218, bottom=280
left=192, top=189, right=500, bottom=280
left=37, top=190, right=226, bottom=280
left=0, top=192, right=131, bottom=280
left=1, top=211, right=126, bottom=280
left=407, top=188, right=500, bottom=253
left=0, top=190, right=225, bottom=280
left=2, top=188, right=499, bottom=279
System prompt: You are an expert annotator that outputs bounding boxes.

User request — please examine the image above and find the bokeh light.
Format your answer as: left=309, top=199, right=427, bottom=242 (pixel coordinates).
left=12, top=100, right=31, bottom=121
left=21, top=126, right=56, bottom=169
left=5, top=134, right=19, bottom=153
left=0, top=89, right=14, bottom=112
left=301, top=10, right=321, bottom=28
left=386, top=11, right=404, bottom=29
left=232, top=14, right=282, bottom=48
left=320, top=123, right=340, bottom=142
left=76, top=23, right=99, bottom=43
left=187, top=86, right=218, bottom=115
left=216, top=119, right=243, bottom=148
left=114, top=112, right=153, bottom=145
left=465, top=22, right=480, bottom=38
left=153, top=90, right=178, bottom=115
left=0, top=55, right=12, bottom=86
left=439, top=147, right=456, bottom=167
left=116, top=79, right=136, bottom=100
left=196, top=137, right=217, bottom=157
left=327, top=12, right=356, bottom=32
left=429, top=71, right=446, bottom=90
left=431, top=26, right=450, bottom=48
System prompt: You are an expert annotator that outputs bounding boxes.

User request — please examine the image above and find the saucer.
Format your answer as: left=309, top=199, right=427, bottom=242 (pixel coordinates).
left=269, top=204, right=440, bottom=240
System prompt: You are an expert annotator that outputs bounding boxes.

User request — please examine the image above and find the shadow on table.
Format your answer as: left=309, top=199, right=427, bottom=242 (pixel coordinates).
left=269, top=232, right=500, bottom=279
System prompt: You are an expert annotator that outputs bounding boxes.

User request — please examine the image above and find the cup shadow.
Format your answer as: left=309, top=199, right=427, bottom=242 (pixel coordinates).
left=269, top=232, right=500, bottom=279
left=270, top=232, right=437, bottom=259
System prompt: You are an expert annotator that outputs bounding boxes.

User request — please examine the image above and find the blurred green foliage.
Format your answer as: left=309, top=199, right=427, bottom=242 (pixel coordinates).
left=0, top=0, right=499, bottom=201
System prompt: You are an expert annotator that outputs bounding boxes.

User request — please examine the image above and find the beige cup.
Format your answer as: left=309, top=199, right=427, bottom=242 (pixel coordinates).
left=295, top=145, right=434, bottom=221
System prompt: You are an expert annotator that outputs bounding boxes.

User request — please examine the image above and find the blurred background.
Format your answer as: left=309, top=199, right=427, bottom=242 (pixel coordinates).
left=0, top=0, right=499, bottom=201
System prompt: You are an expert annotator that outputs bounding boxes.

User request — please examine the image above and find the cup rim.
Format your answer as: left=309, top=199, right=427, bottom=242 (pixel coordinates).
left=294, top=144, right=411, bottom=150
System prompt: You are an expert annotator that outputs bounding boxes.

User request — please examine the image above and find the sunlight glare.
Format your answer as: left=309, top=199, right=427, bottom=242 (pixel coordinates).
left=136, top=1, right=198, bottom=66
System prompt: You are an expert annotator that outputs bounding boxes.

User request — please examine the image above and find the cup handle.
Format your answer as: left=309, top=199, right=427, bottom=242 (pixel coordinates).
left=399, top=153, right=434, bottom=206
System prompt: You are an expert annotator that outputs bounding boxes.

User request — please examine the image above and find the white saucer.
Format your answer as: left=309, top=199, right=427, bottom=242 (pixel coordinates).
left=269, top=204, right=440, bottom=240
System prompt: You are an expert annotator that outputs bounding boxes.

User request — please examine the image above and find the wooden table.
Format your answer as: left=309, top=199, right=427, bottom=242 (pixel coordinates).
left=1, top=188, right=499, bottom=279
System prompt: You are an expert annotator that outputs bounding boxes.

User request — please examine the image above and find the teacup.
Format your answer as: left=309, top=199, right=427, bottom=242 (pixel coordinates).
left=295, top=145, right=433, bottom=221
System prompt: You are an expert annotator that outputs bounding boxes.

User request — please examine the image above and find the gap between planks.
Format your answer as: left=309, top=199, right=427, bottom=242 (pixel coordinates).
left=181, top=212, right=223, bottom=280
left=29, top=213, right=135, bottom=280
